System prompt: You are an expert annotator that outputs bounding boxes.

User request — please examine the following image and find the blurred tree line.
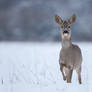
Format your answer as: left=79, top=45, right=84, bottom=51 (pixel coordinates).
left=0, top=0, right=92, bottom=41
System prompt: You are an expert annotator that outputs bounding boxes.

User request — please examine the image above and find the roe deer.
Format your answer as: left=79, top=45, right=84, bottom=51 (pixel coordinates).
left=55, top=14, right=82, bottom=84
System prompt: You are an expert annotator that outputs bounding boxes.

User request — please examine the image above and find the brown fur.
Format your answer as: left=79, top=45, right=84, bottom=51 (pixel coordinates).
left=55, top=14, right=82, bottom=84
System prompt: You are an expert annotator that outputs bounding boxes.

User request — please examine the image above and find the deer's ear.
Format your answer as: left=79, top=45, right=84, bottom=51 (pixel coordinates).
left=68, top=14, right=76, bottom=25
left=55, top=15, right=63, bottom=25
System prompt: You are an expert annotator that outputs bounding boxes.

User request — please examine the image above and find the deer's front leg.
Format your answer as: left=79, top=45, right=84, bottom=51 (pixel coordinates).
left=66, top=69, right=73, bottom=83
left=60, top=63, right=66, bottom=81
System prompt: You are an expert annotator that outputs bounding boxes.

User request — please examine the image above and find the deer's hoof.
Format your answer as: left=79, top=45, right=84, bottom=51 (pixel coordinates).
left=67, top=80, right=71, bottom=83
left=63, top=76, right=66, bottom=81
left=79, top=81, right=82, bottom=84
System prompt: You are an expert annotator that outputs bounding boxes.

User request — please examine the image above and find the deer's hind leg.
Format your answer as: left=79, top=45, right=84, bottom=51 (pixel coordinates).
left=60, top=63, right=66, bottom=81
left=76, top=66, right=82, bottom=84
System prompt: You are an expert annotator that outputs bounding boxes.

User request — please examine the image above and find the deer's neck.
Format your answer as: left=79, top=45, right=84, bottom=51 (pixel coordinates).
left=62, top=38, right=72, bottom=49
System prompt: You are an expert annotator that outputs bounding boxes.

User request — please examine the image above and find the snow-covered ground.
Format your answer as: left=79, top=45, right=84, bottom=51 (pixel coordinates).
left=0, top=42, right=91, bottom=92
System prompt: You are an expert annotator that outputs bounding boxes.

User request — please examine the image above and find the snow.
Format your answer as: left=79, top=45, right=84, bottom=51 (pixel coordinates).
left=0, top=42, right=91, bottom=92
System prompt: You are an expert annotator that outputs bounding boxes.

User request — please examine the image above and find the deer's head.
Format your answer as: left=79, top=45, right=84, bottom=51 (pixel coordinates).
left=55, top=14, right=76, bottom=40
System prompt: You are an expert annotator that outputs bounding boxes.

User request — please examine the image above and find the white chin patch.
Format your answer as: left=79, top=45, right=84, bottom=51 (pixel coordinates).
left=64, top=33, right=68, bottom=36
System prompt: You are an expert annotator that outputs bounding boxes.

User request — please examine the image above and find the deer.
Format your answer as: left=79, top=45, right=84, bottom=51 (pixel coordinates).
left=55, top=14, right=82, bottom=84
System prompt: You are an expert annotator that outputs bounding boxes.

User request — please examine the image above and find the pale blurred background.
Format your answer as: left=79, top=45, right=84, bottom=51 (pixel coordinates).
left=0, top=1, right=92, bottom=92
left=0, top=0, right=92, bottom=42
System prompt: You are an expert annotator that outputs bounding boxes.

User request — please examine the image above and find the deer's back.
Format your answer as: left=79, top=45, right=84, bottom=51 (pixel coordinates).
left=59, top=44, right=82, bottom=69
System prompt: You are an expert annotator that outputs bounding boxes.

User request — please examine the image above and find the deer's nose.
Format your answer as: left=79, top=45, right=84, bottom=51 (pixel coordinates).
left=63, top=30, right=69, bottom=34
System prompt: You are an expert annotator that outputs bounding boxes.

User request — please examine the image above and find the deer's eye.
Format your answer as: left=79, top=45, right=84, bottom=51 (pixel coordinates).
left=68, top=26, right=70, bottom=28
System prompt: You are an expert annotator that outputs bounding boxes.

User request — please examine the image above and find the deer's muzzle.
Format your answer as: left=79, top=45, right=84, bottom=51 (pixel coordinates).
left=63, top=30, right=69, bottom=34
